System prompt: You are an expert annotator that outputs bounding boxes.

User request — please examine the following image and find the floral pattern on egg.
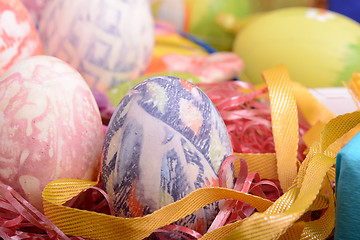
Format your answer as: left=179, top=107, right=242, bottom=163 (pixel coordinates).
left=102, top=76, right=232, bottom=234
left=0, top=55, right=103, bottom=211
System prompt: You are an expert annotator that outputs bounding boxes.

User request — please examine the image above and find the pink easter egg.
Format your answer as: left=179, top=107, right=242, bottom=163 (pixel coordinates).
left=0, top=55, right=103, bottom=211
left=0, top=0, right=43, bottom=76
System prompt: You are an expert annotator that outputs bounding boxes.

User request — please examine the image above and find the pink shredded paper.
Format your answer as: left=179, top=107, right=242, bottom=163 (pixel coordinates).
left=197, top=81, right=308, bottom=162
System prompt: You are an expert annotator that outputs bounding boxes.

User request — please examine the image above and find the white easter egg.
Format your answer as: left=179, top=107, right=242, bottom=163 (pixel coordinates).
left=38, top=0, right=155, bottom=92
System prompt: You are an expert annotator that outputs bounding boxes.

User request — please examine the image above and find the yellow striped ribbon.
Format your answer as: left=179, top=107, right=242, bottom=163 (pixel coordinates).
left=262, top=65, right=299, bottom=192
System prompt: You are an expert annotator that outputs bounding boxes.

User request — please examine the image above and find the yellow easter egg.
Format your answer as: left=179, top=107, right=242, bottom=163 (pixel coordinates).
left=233, top=7, right=360, bottom=87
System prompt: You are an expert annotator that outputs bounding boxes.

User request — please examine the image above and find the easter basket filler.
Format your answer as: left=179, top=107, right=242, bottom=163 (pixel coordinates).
left=2, top=65, right=360, bottom=240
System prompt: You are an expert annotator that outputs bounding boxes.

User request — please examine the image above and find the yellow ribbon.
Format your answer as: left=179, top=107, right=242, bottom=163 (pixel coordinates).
left=43, top=65, right=359, bottom=239
left=43, top=181, right=273, bottom=240
left=262, top=65, right=299, bottom=192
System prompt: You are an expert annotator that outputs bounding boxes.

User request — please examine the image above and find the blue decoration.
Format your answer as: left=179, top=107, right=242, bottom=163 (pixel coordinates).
left=335, top=130, right=360, bottom=239
left=329, top=0, right=360, bottom=23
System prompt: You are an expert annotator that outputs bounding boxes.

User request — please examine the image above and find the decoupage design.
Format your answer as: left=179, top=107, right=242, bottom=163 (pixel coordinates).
left=102, top=76, right=232, bottom=234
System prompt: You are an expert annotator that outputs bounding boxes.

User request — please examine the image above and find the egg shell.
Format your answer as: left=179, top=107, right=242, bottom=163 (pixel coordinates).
left=0, top=55, right=103, bottom=211
left=38, top=0, right=155, bottom=92
left=102, top=76, right=233, bottom=234
left=233, top=7, right=360, bottom=87
left=186, top=0, right=252, bottom=51
left=0, top=0, right=43, bottom=75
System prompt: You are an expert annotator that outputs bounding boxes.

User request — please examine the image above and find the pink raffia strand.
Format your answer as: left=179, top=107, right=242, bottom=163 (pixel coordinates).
left=63, top=181, right=115, bottom=216
left=208, top=155, right=282, bottom=233
left=207, top=155, right=248, bottom=232
left=0, top=181, right=71, bottom=240
left=197, top=81, right=309, bottom=162
left=0, top=180, right=113, bottom=239
left=154, top=155, right=282, bottom=239
left=153, top=225, right=203, bottom=240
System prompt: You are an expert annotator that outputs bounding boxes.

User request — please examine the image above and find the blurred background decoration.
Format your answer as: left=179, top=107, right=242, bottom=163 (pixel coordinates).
left=150, top=0, right=328, bottom=51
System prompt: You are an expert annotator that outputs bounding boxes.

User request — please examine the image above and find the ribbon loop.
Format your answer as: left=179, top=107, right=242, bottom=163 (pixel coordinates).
left=262, top=64, right=299, bottom=192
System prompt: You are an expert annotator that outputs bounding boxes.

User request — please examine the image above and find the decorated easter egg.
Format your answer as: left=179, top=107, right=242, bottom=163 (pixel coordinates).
left=186, top=0, right=252, bottom=51
left=102, top=76, right=233, bottom=234
left=0, top=55, right=103, bottom=211
left=38, top=0, right=154, bottom=92
left=233, top=7, right=360, bottom=87
left=0, top=0, right=43, bottom=76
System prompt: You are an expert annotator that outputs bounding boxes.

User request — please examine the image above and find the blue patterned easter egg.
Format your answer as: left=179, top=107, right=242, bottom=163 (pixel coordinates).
left=102, top=76, right=232, bottom=234
left=38, top=0, right=154, bottom=92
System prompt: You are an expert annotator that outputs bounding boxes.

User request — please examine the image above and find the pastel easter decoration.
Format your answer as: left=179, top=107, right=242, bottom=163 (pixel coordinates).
left=185, top=0, right=252, bottom=51
left=102, top=76, right=233, bottom=234
left=106, top=21, right=245, bottom=108
left=38, top=0, right=154, bottom=92
left=335, top=130, right=360, bottom=240
left=144, top=22, right=244, bottom=84
left=151, top=0, right=252, bottom=51
left=151, top=0, right=326, bottom=51
left=143, top=21, right=210, bottom=77
left=0, top=0, right=43, bottom=76
left=160, top=52, right=244, bottom=83
left=0, top=55, right=103, bottom=211
left=233, top=7, right=360, bottom=88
